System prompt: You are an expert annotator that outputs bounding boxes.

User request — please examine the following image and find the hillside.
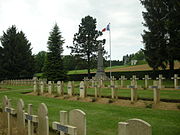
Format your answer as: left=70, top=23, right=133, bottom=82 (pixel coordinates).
left=105, top=62, right=180, bottom=72
left=68, top=61, right=180, bottom=74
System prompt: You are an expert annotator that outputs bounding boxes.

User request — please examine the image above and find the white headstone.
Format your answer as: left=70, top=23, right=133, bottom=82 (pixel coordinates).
left=17, top=99, right=25, bottom=134
left=68, top=81, right=73, bottom=96
left=80, top=81, right=86, bottom=98
left=118, top=118, right=152, bottom=135
left=69, top=109, right=86, bottom=135
left=48, top=81, right=52, bottom=94
left=38, top=103, right=49, bottom=135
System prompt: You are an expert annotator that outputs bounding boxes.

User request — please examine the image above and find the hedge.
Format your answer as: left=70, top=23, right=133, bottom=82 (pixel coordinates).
left=67, top=69, right=180, bottom=81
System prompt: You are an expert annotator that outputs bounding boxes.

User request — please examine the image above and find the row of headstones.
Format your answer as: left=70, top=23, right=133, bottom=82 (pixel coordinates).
left=34, top=79, right=161, bottom=104
left=1, top=95, right=152, bottom=135
left=34, top=80, right=67, bottom=95
left=1, top=79, right=34, bottom=86
left=85, top=74, right=180, bottom=89
left=1, top=95, right=86, bottom=135
left=82, top=80, right=162, bottom=104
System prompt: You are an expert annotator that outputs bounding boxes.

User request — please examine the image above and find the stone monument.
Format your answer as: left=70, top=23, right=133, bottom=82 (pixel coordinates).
left=95, top=43, right=108, bottom=80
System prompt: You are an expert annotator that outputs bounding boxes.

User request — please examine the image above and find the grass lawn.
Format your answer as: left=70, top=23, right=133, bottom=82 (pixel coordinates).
left=67, top=65, right=129, bottom=75
left=0, top=85, right=180, bottom=135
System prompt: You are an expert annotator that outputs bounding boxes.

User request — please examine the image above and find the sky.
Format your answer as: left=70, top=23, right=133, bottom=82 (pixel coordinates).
left=0, top=0, right=145, bottom=60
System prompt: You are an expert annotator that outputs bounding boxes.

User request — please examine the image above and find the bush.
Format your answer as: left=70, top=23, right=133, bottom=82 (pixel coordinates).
left=91, top=97, right=97, bottom=102
left=177, top=104, right=180, bottom=110
left=108, top=99, right=115, bottom=103
left=145, top=103, right=153, bottom=109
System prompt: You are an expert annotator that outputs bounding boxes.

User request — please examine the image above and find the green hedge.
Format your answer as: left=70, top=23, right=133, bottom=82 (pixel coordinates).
left=67, top=69, right=180, bottom=81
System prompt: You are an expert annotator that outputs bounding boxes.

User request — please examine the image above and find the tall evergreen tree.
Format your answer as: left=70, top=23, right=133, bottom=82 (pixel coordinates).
left=43, top=24, right=66, bottom=81
left=141, top=0, right=180, bottom=70
left=0, top=25, right=34, bottom=79
left=67, top=15, right=105, bottom=77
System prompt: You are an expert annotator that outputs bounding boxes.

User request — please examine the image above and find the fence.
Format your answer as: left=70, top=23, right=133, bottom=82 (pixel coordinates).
left=1, top=79, right=34, bottom=86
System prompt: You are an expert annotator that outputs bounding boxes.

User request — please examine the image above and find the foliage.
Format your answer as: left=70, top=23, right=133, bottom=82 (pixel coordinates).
left=0, top=25, right=34, bottom=79
left=104, top=60, right=124, bottom=67
left=67, top=15, right=105, bottom=77
left=141, top=0, right=180, bottom=70
left=43, top=24, right=67, bottom=81
left=122, top=50, right=145, bottom=65
left=34, top=51, right=46, bottom=73
left=177, top=104, right=180, bottom=110
left=63, top=55, right=87, bottom=70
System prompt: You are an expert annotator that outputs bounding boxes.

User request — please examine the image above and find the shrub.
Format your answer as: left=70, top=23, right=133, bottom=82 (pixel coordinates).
left=91, top=97, right=97, bottom=102
left=177, top=104, right=180, bottom=110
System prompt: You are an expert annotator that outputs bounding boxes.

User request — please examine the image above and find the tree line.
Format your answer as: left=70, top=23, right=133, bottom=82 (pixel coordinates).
left=0, top=16, right=105, bottom=81
left=1, top=1, right=179, bottom=81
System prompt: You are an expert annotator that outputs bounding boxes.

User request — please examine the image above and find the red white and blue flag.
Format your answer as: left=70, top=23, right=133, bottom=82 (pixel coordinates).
left=102, top=23, right=110, bottom=32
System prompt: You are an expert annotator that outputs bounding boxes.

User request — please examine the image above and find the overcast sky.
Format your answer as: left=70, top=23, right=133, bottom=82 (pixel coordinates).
left=0, top=0, right=145, bottom=60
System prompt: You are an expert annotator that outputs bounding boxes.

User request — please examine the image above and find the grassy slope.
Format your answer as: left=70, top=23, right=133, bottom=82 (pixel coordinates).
left=0, top=86, right=180, bottom=135
left=68, top=61, right=180, bottom=75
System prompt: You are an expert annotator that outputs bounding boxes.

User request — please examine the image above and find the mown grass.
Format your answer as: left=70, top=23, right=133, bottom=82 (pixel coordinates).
left=0, top=85, right=180, bottom=135
left=68, top=65, right=130, bottom=75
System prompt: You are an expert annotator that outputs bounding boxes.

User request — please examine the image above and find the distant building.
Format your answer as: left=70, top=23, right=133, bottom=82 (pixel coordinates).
left=131, top=60, right=138, bottom=65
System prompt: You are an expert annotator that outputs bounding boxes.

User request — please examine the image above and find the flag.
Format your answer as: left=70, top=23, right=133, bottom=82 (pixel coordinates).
left=102, top=23, right=110, bottom=32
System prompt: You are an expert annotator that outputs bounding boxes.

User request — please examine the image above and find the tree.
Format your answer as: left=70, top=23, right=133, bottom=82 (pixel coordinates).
left=63, top=55, right=87, bottom=71
left=0, top=25, right=34, bottom=79
left=43, top=24, right=66, bottom=81
left=67, top=15, right=105, bottom=78
left=34, top=51, right=46, bottom=73
left=141, top=0, right=180, bottom=70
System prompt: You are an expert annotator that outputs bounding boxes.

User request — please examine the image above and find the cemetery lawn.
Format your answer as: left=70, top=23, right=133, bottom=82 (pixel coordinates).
left=0, top=86, right=180, bottom=135
left=67, top=61, right=180, bottom=74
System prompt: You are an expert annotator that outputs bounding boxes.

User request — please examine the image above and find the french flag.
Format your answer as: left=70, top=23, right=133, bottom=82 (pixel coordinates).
left=102, top=23, right=110, bottom=32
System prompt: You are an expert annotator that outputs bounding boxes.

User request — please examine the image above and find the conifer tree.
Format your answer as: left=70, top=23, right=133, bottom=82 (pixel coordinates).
left=0, top=25, right=34, bottom=79
left=141, top=0, right=180, bottom=70
left=67, top=15, right=105, bottom=77
left=44, top=24, right=66, bottom=81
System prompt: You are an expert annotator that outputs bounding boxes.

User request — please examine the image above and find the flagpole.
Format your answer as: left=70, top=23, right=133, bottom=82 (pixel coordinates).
left=109, top=23, right=112, bottom=79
